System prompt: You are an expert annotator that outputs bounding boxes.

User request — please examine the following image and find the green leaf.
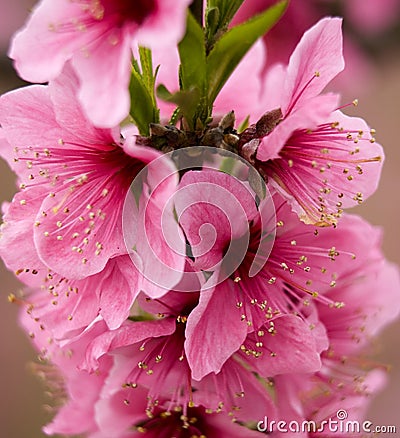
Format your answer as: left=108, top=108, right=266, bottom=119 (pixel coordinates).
left=207, top=0, right=245, bottom=30
left=156, top=83, right=174, bottom=102
left=129, top=67, right=158, bottom=136
left=178, top=11, right=207, bottom=94
left=205, top=6, right=220, bottom=39
left=129, top=49, right=160, bottom=135
left=138, top=47, right=156, bottom=104
left=206, top=0, right=288, bottom=104
left=156, top=84, right=200, bottom=126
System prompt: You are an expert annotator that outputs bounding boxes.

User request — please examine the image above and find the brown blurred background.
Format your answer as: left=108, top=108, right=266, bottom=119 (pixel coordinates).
left=0, top=1, right=399, bottom=437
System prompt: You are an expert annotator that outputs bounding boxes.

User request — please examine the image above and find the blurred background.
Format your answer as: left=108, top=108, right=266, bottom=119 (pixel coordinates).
left=0, top=1, right=399, bottom=437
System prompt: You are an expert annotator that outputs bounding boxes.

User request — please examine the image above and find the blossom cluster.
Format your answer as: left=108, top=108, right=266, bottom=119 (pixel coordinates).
left=1, top=1, right=399, bottom=437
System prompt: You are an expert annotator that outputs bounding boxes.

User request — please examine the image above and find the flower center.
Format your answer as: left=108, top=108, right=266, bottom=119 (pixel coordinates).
left=89, top=0, right=157, bottom=25
left=135, top=405, right=209, bottom=437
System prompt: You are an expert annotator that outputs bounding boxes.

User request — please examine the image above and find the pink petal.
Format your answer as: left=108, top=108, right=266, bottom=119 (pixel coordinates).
left=319, top=260, right=400, bottom=355
left=9, top=0, right=95, bottom=82
left=99, top=256, right=141, bottom=330
left=194, top=357, right=277, bottom=423
left=176, top=169, right=258, bottom=270
left=282, top=17, right=344, bottom=116
left=241, top=315, right=322, bottom=376
left=185, top=280, right=248, bottom=380
left=84, top=318, right=176, bottom=371
left=312, top=110, right=384, bottom=210
left=123, top=154, right=186, bottom=296
left=259, top=62, right=287, bottom=112
left=95, top=385, right=150, bottom=437
left=49, top=64, right=120, bottom=143
left=0, top=85, right=61, bottom=177
left=257, top=93, right=340, bottom=161
left=214, top=40, right=266, bottom=124
left=136, top=0, right=192, bottom=48
left=0, top=188, right=49, bottom=288
left=72, top=27, right=132, bottom=128
left=33, top=182, right=126, bottom=279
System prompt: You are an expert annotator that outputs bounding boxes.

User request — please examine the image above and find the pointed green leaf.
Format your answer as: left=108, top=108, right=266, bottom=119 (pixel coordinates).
left=138, top=47, right=156, bottom=103
left=129, top=68, right=158, bottom=136
left=156, top=84, right=174, bottom=102
left=156, top=84, right=200, bottom=126
left=206, top=0, right=287, bottom=104
left=129, top=49, right=160, bottom=135
left=205, top=6, right=220, bottom=38
left=178, top=11, right=207, bottom=94
left=207, top=0, right=245, bottom=30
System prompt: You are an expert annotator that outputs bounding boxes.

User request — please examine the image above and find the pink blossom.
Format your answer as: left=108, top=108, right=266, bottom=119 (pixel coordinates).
left=269, top=219, right=400, bottom=435
left=173, top=169, right=367, bottom=379
left=0, top=66, right=183, bottom=287
left=17, top=286, right=273, bottom=437
left=94, top=386, right=265, bottom=438
left=315, top=216, right=400, bottom=356
left=9, top=0, right=191, bottom=127
left=0, top=186, right=143, bottom=335
left=175, top=168, right=398, bottom=379
left=239, top=18, right=383, bottom=224
left=80, top=291, right=277, bottom=436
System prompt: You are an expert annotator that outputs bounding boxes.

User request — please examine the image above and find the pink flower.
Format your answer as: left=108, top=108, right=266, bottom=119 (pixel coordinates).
left=17, top=287, right=271, bottom=437
left=172, top=169, right=375, bottom=379
left=239, top=18, right=383, bottom=224
left=319, top=259, right=400, bottom=357
left=93, top=390, right=266, bottom=437
left=9, top=0, right=191, bottom=127
left=0, top=66, right=183, bottom=286
left=0, top=185, right=142, bottom=336
left=79, top=291, right=277, bottom=436
left=269, top=220, right=400, bottom=435
left=174, top=168, right=399, bottom=380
